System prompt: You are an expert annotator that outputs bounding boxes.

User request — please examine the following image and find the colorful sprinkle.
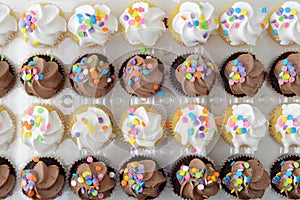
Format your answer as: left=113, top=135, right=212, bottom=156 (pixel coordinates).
left=277, top=114, right=300, bottom=134
left=278, top=59, right=296, bottom=85
left=21, top=58, right=44, bottom=87
left=228, top=59, right=247, bottom=85
left=124, top=6, right=146, bottom=28
left=121, top=162, right=146, bottom=194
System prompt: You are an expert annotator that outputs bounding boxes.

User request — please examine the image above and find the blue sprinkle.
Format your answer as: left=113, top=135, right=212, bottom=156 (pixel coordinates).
left=235, top=7, right=241, bottom=13
left=234, top=59, right=239, bottom=65
left=291, top=127, right=297, bottom=133
left=177, top=174, right=182, bottom=179
left=102, top=69, right=108, bottom=74
left=90, top=15, right=97, bottom=24
left=230, top=161, right=235, bottom=166
left=241, top=128, right=247, bottom=134
left=140, top=182, right=145, bottom=187
left=194, top=55, right=199, bottom=60
left=20, top=21, right=26, bottom=28
left=128, top=80, right=133, bottom=87
left=262, top=7, right=267, bottom=13
left=287, top=115, right=293, bottom=120
left=188, top=129, right=194, bottom=135
left=273, top=29, right=278, bottom=35
left=188, top=112, right=197, bottom=121
left=223, top=30, right=228, bottom=36
left=75, top=67, right=81, bottom=73
left=157, top=90, right=164, bottom=96
left=286, top=170, right=292, bottom=176
left=28, top=61, right=35, bottom=66
left=74, top=76, right=81, bottom=82
left=193, top=20, right=199, bottom=26
left=236, top=171, right=243, bottom=177
left=245, top=177, right=251, bottom=183
left=142, top=70, right=149, bottom=75
left=224, top=176, right=230, bottom=181
left=296, top=176, right=300, bottom=183
left=237, top=115, right=243, bottom=120
left=38, top=74, right=44, bottom=80
left=274, top=176, right=280, bottom=181
left=285, top=7, right=291, bottom=13
left=86, top=180, right=93, bottom=186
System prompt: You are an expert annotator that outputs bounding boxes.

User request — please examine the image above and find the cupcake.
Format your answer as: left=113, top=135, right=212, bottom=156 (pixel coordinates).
left=170, top=104, right=217, bottom=154
left=169, top=1, right=219, bottom=46
left=69, top=54, right=114, bottom=98
left=120, top=156, right=167, bottom=199
left=221, top=104, right=268, bottom=151
left=0, top=4, right=17, bottom=46
left=19, top=3, right=66, bottom=48
left=70, top=105, right=116, bottom=153
left=271, top=154, right=300, bottom=199
left=269, top=52, right=300, bottom=97
left=20, top=157, right=65, bottom=199
left=119, top=1, right=166, bottom=46
left=269, top=103, right=300, bottom=148
left=69, top=156, right=116, bottom=199
left=0, top=157, right=16, bottom=199
left=170, top=53, right=216, bottom=97
left=20, top=104, right=65, bottom=154
left=220, top=52, right=265, bottom=97
left=269, top=1, right=300, bottom=45
left=0, top=106, right=15, bottom=153
left=20, top=55, right=65, bottom=99
left=220, top=155, right=270, bottom=199
left=68, top=4, right=118, bottom=47
left=220, top=1, right=269, bottom=46
left=120, top=105, right=165, bottom=149
left=170, top=155, right=221, bottom=200
left=119, top=54, right=164, bottom=98
left=0, top=55, right=15, bottom=98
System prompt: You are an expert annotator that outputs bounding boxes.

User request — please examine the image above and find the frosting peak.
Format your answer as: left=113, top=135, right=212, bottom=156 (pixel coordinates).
left=0, top=4, right=17, bottom=46
left=0, top=109, right=14, bottom=152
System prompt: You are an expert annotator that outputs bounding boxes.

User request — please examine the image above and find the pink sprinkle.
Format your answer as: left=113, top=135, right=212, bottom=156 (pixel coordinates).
left=188, top=105, right=194, bottom=110
left=87, top=156, right=93, bottom=163
left=289, top=76, right=295, bottom=83
left=229, top=79, right=234, bottom=85
left=137, top=174, right=143, bottom=179
left=240, top=77, right=245, bottom=83
left=129, top=19, right=135, bottom=26
left=182, top=117, right=188, bottom=123
left=278, top=79, right=284, bottom=85
left=239, top=164, right=244, bottom=170
left=147, top=64, right=153, bottom=69
left=233, top=67, right=238, bottom=72
left=139, top=7, right=145, bottom=12
left=80, top=24, right=86, bottom=31
left=185, top=174, right=191, bottom=181
left=228, top=119, right=235, bottom=128
left=191, top=148, right=197, bottom=153
left=244, top=121, right=250, bottom=128
left=234, top=23, right=240, bottom=28
left=34, top=75, right=39, bottom=80
left=294, top=121, right=300, bottom=126
left=104, top=15, right=108, bottom=21
left=289, top=164, right=294, bottom=169
left=22, top=180, right=27, bottom=186
left=40, top=125, right=46, bottom=132
left=207, top=19, right=211, bottom=25
left=27, top=109, right=33, bottom=115
left=278, top=119, right=285, bottom=127
left=98, top=174, right=103, bottom=180
left=284, top=22, right=289, bottom=28
left=180, top=165, right=184, bottom=170
left=33, top=68, right=37, bottom=75
left=31, top=17, right=37, bottom=23
left=26, top=173, right=32, bottom=179
left=47, top=123, right=51, bottom=128
left=129, top=107, right=135, bottom=114
left=111, top=75, right=115, bottom=79
left=225, top=23, right=230, bottom=29
left=98, top=193, right=104, bottom=199
left=30, top=10, right=36, bottom=15
left=283, top=67, right=287, bottom=72
left=140, top=18, right=146, bottom=24
left=197, top=67, right=203, bottom=71
left=190, top=77, right=195, bottom=82
left=274, top=23, right=279, bottom=28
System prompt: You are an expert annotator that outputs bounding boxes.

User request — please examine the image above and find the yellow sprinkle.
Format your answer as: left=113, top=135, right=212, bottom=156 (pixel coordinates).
left=131, top=162, right=138, bottom=168
left=280, top=188, right=285, bottom=193
left=22, top=36, right=28, bottom=43
left=95, top=9, right=101, bottom=16
left=212, top=176, right=217, bottom=182
left=78, top=177, right=84, bottom=183
left=214, top=18, right=219, bottom=24
left=192, top=168, right=198, bottom=173
left=82, top=171, right=92, bottom=178
left=133, top=119, right=140, bottom=125
left=124, top=168, right=129, bottom=174
left=26, top=74, right=32, bottom=80
left=129, top=138, right=136, bottom=144
left=36, top=116, right=42, bottom=123
left=134, top=21, right=139, bottom=27
left=264, top=18, right=269, bottom=24
left=231, top=189, right=235, bottom=193
left=24, top=132, right=32, bottom=138
left=276, top=172, right=281, bottom=176
left=185, top=61, right=191, bottom=67
left=83, top=119, right=88, bottom=124
left=200, top=14, right=205, bottom=21
left=32, top=41, right=40, bottom=47
left=236, top=178, right=243, bottom=184
left=286, top=178, right=293, bottom=184
left=124, top=175, right=130, bottom=181
left=281, top=116, right=287, bottom=122
left=291, top=9, right=297, bottom=15
left=22, top=28, right=27, bottom=33
left=87, top=124, right=95, bottom=133
left=241, top=9, right=247, bottom=15
left=180, top=170, right=185, bottom=176
left=199, top=23, right=203, bottom=29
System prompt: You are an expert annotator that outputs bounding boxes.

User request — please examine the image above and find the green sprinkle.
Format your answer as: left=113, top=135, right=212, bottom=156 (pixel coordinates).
left=99, top=60, right=104, bottom=67
left=198, top=3, right=203, bottom=9
left=207, top=62, right=213, bottom=67
left=279, top=16, right=284, bottom=22
left=78, top=31, right=84, bottom=38
left=140, top=47, right=148, bottom=53
left=202, top=21, right=208, bottom=30
left=213, top=130, right=218, bottom=137
left=244, top=162, right=250, bottom=169
left=186, top=73, right=192, bottom=79
left=284, top=182, right=289, bottom=187
left=288, top=186, right=293, bottom=191
left=35, top=123, right=40, bottom=128
left=73, top=64, right=78, bottom=70
left=33, top=56, right=39, bottom=61
left=229, top=16, right=234, bottom=22
left=0, top=55, right=4, bottom=61
left=50, top=56, right=54, bottom=61
left=83, top=78, right=89, bottom=83
left=38, top=108, right=44, bottom=114
left=234, top=182, right=239, bottom=187
left=86, top=24, right=92, bottom=30
left=37, top=135, right=43, bottom=141
left=189, top=181, right=194, bottom=188
left=195, top=172, right=201, bottom=179
left=92, top=190, right=98, bottom=196
left=84, top=19, right=91, bottom=24
left=237, top=186, right=243, bottom=192
left=27, top=82, right=32, bottom=87
left=294, top=162, right=300, bottom=168
left=88, top=58, right=94, bottom=64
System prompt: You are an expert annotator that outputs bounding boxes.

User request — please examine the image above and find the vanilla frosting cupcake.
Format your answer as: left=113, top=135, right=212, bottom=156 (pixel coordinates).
left=170, top=104, right=217, bottom=153
left=0, top=107, right=15, bottom=153
left=169, top=1, right=219, bottom=46
left=70, top=105, right=115, bottom=153
left=0, top=4, right=17, bottom=46
left=222, top=104, right=268, bottom=151
left=119, top=1, right=166, bottom=46
left=20, top=105, right=65, bottom=154
left=19, top=3, right=66, bottom=48
left=68, top=4, right=118, bottom=47
left=220, top=1, right=269, bottom=46
left=269, top=1, right=300, bottom=45
left=120, top=105, right=165, bottom=149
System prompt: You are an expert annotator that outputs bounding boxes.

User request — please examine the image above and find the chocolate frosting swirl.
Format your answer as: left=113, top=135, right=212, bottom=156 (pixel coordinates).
left=0, top=60, right=14, bottom=98
left=176, top=158, right=220, bottom=200
left=21, top=56, right=64, bottom=99
left=21, top=160, right=65, bottom=199
left=70, top=54, right=114, bottom=98
left=222, top=159, right=270, bottom=199
left=0, top=164, right=15, bottom=198
left=70, top=159, right=116, bottom=199
left=273, top=53, right=300, bottom=96
left=121, top=55, right=163, bottom=98
left=121, top=160, right=166, bottom=200
left=222, top=53, right=265, bottom=97
left=272, top=159, right=300, bottom=199
left=174, top=54, right=215, bottom=96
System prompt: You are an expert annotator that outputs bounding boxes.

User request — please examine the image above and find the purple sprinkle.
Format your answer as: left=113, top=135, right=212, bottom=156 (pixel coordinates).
left=233, top=126, right=238, bottom=131
left=27, top=28, right=33, bottom=33
left=221, top=19, right=227, bottom=24
left=98, top=117, right=103, bottom=123
left=276, top=10, right=282, bottom=15
left=239, top=15, right=245, bottom=20
left=190, top=68, right=196, bottom=73
left=93, top=179, right=99, bottom=183
left=85, top=13, right=91, bottom=17
left=26, top=21, right=32, bottom=26
left=134, top=76, right=139, bottom=82
left=291, top=71, right=296, bottom=76
left=30, top=119, right=35, bottom=125
left=181, top=65, right=186, bottom=70
left=241, top=71, right=247, bottom=77
left=139, top=164, right=144, bottom=170
left=199, top=126, right=205, bottom=131
left=74, top=132, right=80, bottom=137
left=283, top=14, right=288, bottom=19
left=88, top=27, right=95, bottom=33
left=130, top=59, right=136, bottom=65
left=199, top=116, right=204, bottom=121
left=79, top=73, right=85, bottom=80
left=283, top=125, right=288, bottom=130
left=187, top=21, right=193, bottom=28
left=199, top=133, right=205, bottom=138
left=205, top=69, right=211, bottom=77
left=84, top=32, right=88, bottom=37
left=229, top=7, right=234, bottom=12
left=233, top=15, right=238, bottom=20
left=193, top=40, right=199, bottom=43
left=203, top=32, right=208, bottom=39
left=193, top=120, right=200, bottom=126
left=190, top=13, right=195, bottom=19
left=226, top=10, right=233, bottom=16
left=289, top=15, right=294, bottom=20
left=279, top=7, right=284, bottom=12
left=98, top=21, right=105, bottom=27
left=191, top=62, right=197, bottom=68
left=123, top=15, right=129, bottom=21
left=85, top=175, right=92, bottom=180
left=26, top=15, right=32, bottom=21
left=199, top=179, right=204, bottom=184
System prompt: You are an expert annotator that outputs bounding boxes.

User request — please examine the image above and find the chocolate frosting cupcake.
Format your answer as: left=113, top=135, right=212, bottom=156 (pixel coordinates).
left=0, top=57, right=15, bottom=98
left=0, top=157, right=15, bottom=199
left=269, top=52, right=300, bottom=97
left=20, top=55, right=65, bottom=99
left=119, top=55, right=164, bottom=98
left=220, top=53, right=265, bottom=97
left=171, top=54, right=215, bottom=96
left=70, top=54, right=115, bottom=98
left=221, top=156, right=270, bottom=199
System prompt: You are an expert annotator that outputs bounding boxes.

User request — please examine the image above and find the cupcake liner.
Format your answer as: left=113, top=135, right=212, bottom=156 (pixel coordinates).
left=69, top=53, right=115, bottom=98
left=19, top=156, right=66, bottom=200
left=119, top=104, right=166, bottom=151
left=0, top=4, right=17, bottom=47
left=68, top=155, right=117, bottom=200
left=0, top=55, right=17, bottom=99
left=119, top=155, right=167, bottom=199
left=0, top=105, right=16, bottom=153
left=69, top=104, right=119, bottom=154
left=118, top=53, right=165, bottom=98
left=219, top=51, right=266, bottom=98
left=19, top=54, right=66, bottom=100
left=0, top=156, right=16, bottom=199
left=170, top=154, right=221, bottom=200
left=170, top=103, right=218, bottom=155
left=268, top=51, right=300, bottom=97
left=170, top=52, right=217, bottom=97
left=20, top=103, right=66, bottom=154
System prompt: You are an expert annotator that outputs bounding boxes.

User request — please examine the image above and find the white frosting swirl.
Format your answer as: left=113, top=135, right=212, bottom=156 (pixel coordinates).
left=21, top=106, right=64, bottom=153
left=71, top=106, right=113, bottom=153
left=0, top=4, right=17, bottom=46
left=68, top=4, right=118, bottom=47
left=225, top=104, right=267, bottom=151
left=171, top=2, right=219, bottom=46
left=0, top=110, right=14, bottom=152
left=174, top=104, right=217, bottom=153
left=119, top=2, right=166, bottom=46
left=121, top=106, right=164, bottom=148
left=275, top=104, right=300, bottom=148
left=270, top=1, right=300, bottom=45
left=19, top=4, right=66, bottom=47
left=220, top=1, right=269, bottom=46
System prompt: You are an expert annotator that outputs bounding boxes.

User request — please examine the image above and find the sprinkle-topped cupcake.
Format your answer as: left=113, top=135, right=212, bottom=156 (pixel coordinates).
left=169, top=1, right=219, bottom=46
left=0, top=4, right=17, bottom=46
left=0, top=157, right=16, bottom=199
left=220, top=1, right=269, bottom=46
left=119, top=1, right=166, bottom=46
left=269, top=1, right=300, bottom=45
left=68, top=4, right=118, bottom=47
left=19, top=3, right=66, bottom=48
